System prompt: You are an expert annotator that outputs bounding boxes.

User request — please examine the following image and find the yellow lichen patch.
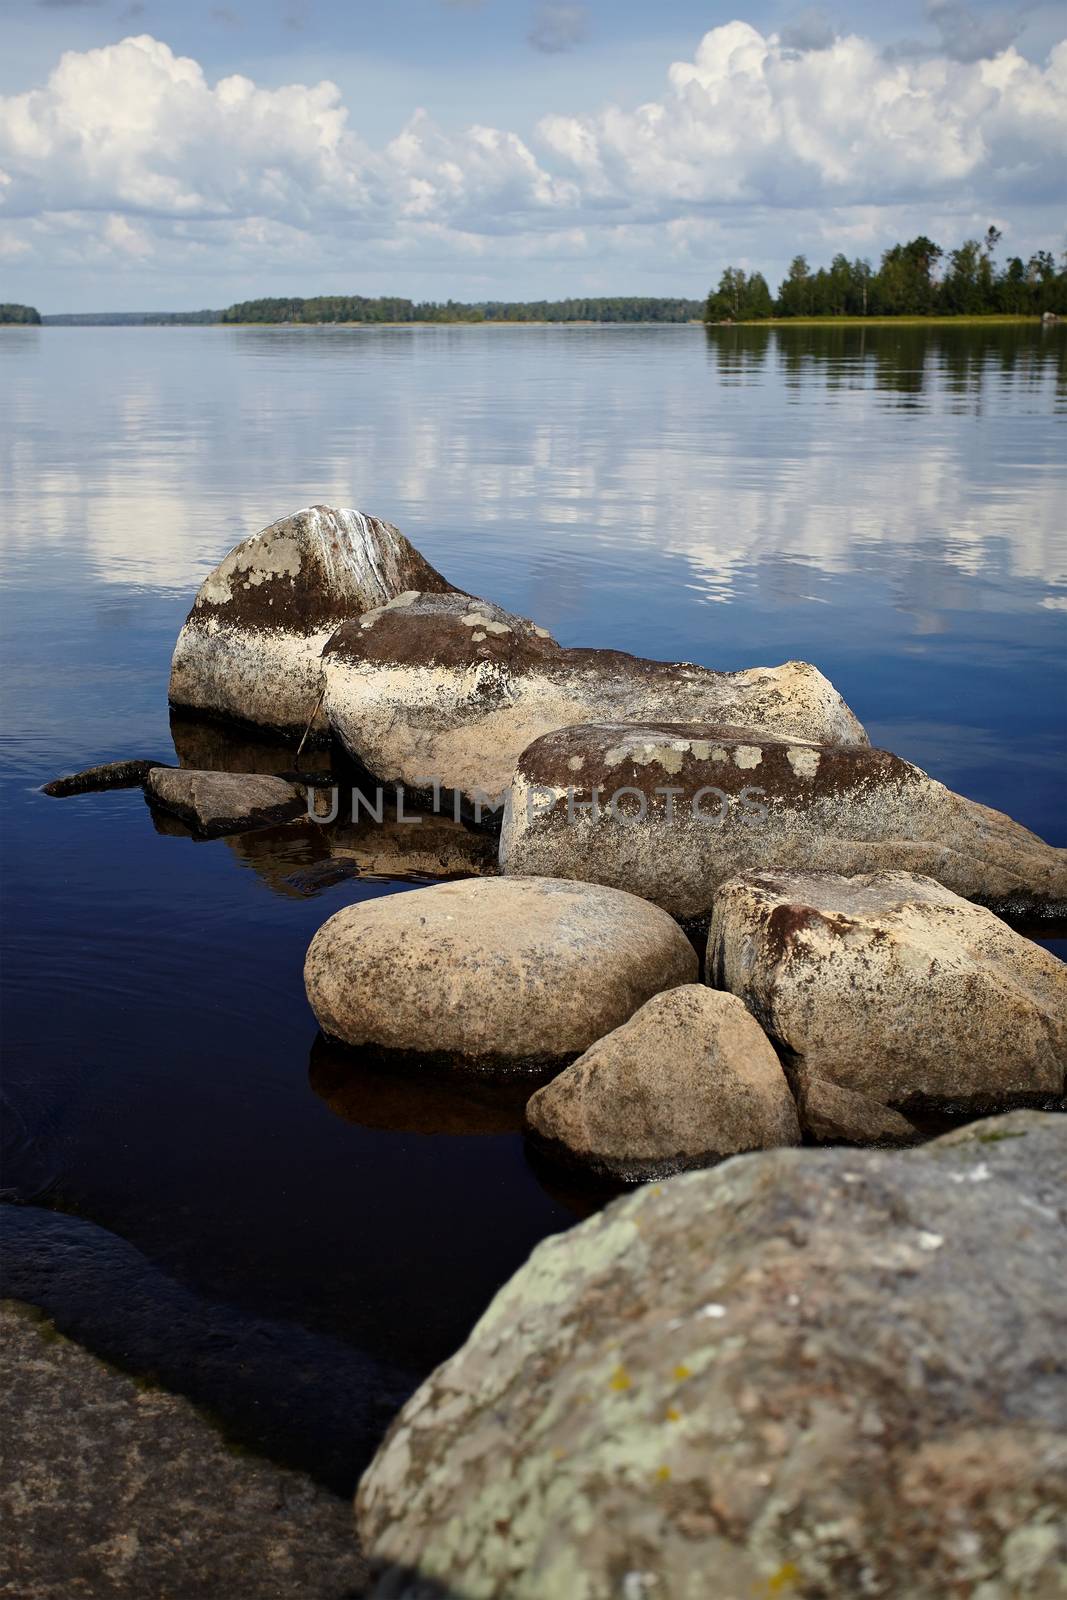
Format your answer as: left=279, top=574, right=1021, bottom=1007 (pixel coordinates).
left=655, top=1465, right=671, bottom=1482
left=672, top=1364, right=691, bottom=1381
left=764, top=1561, right=800, bottom=1593
left=665, top=1406, right=681, bottom=1422
left=609, top=1366, right=632, bottom=1391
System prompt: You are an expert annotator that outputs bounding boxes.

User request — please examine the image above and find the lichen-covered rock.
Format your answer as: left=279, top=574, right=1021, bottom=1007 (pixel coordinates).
left=709, top=871, right=1067, bottom=1121
left=0, top=1300, right=367, bottom=1600
left=525, top=985, right=799, bottom=1180
left=304, top=876, right=698, bottom=1072
left=169, top=506, right=456, bottom=735
left=500, top=722, right=1067, bottom=925
left=144, top=767, right=305, bottom=838
left=357, top=1111, right=1067, bottom=1600
left=322, top=592, right=868, bottom=808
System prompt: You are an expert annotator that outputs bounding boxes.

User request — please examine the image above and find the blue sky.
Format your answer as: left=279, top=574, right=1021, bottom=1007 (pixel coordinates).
left=1, top=0, right=1064, bottom=310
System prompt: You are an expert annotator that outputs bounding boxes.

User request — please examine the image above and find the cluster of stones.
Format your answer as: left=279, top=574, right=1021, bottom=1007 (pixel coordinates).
left=43, top=504, right=1067, bottom=1597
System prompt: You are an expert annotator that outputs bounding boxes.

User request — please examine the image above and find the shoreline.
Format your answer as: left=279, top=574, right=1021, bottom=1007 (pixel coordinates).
left=707, top=313, right=1051, bottom=327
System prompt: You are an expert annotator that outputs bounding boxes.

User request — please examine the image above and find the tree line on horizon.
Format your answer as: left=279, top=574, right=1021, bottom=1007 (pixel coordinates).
left=0, top=303, right=42, bottom=324
left=218, top=295, right=704, bottom=324
left=705, top=230, right=1067, bottom=322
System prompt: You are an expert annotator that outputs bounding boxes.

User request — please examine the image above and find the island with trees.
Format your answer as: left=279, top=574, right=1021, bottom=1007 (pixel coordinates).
left=705, top=230, right=1066, bottom=323
left=0, top=304, right=42, bottom=324
left=217, top=296, right=703, bottom=325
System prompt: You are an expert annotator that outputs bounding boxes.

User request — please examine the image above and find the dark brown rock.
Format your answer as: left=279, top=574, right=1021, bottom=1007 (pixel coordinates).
left=42, top=759, right=166, bottom=797
left=0, top=1299, right=367, bottom=1600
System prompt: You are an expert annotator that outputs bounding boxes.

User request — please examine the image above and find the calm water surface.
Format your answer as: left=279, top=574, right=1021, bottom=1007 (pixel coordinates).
left=1, top=323, right=1065, bottom=1490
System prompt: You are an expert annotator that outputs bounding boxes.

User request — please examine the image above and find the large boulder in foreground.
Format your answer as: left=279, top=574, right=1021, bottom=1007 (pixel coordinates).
left=357, top=1111, right=1067, bottom=1600
left=144, top=766, right=305, bottom=838
left=169, top=506, right=456, bottom=736
left=500, top=722, right=1067, bottom=924
left=322, top=591, right=868, bottom=807
left=304, top=877, right=698, bottom=1072
left=710, top=871, right=1067, bottom=1123
left=525, top=985, right=799, bottom=1180
left=1, top=1300, right=367, bottom=1600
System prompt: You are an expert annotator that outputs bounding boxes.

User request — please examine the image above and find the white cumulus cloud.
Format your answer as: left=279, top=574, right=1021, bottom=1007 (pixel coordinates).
left=0, top=23, right=1064, bottom=297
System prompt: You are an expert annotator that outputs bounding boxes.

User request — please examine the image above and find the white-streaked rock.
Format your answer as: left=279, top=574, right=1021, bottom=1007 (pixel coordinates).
left=525, top=985, right=800, bottom=1179
left=169, top=506, right=456, bottom=734
left=321, top=591, right=869, bottom=807
left=304, top=876, right=698, bottom=1072
left=499, top=722, right=1067, bottom=924
left=709, top=870, right=1067, bottom=1121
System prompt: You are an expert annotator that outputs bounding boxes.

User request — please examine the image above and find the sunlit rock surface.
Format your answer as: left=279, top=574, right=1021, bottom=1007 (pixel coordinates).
left=169, top=506, right=456, bottom=734
left=322, top=590, right=869, bottom=808
left=358, top=1111, right=1067, bottom=1600
left=709, top=870, right=1067, bottom=1124
left=525, top=985, right=799, bottom=1180
left=304, top=876, right=698, bottom=1072
left=500, top=722, right=1067, bottom=925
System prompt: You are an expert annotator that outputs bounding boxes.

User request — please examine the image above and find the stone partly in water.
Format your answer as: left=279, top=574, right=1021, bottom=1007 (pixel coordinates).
left=169, top=506, right=457, bottom=736
left=709, top=870, right=1067, bottom=1124
left=357, top=1111, right=1067, bottom=1600
left=322, top=591, right=869, bottom=808
left=41, top=758, right=167, bottom=797
left=0, top=1299, right=367, bottom=1600
left=500, top=721, right=1067, bottom=925
left=304, top=876, right=698, bottom=1073
left=525, top=985, right=799, bottom=1180
left=144, top=767, right=305, bottom=839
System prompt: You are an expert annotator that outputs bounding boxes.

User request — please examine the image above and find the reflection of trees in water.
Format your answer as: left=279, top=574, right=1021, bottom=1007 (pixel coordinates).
left=705, top=324, right=1065, bottom=402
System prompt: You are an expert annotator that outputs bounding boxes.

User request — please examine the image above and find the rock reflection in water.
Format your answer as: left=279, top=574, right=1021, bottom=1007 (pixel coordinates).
left=310, top=1034, right=541, bottom=1137
left=166, top=710, right=499, bottom=894
left=169, top=709, right=339, bottom=777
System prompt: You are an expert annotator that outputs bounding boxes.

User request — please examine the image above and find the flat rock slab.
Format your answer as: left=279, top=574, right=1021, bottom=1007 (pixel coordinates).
left=304, top=876, right=698, bottom=1072
left=0, top=1299, right=366, bottom=1600
left=525, top=984, right=799, bottom=1180
left=500, top=721, right=1067, bottom=923
left=144, top=767, right=305, bottom=838
left=357, top=1111, right=1067, bottom=1600
left=322, top=591, right=868, bottom=808
left=709, top=870, right=1067, bottom=1124
left=168, top=505, right=457, bottom=734
left=42, top=759, right=167, bottom=797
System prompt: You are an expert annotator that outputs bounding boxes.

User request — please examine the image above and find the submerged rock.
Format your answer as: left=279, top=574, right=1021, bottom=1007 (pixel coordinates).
left=144, top=767, right=305, bottom=839
left=0, top=1299, right=368, bottom=1599
left=169, top=506, right=456, bottom=735
left=42, top=758, right=166, bottom=797
left=709, top=870, right=1067, bottom=1123
left=304, top=876, right=698, bottom=1073
left=500, top=721, right=1067, bottom=925
left=525, top=985, right=799, bottom=1180
left=357, top=1111, right=1067, bottom=1600
left=322, top=591, right=869, bottom=808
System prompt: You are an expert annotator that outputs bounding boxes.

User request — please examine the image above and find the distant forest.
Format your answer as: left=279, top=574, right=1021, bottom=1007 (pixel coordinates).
left=217, top=296, right=703, bottom=324
left=0, top=303, right=41, bottom=324
left=705, top=230, right=1067, bottom=322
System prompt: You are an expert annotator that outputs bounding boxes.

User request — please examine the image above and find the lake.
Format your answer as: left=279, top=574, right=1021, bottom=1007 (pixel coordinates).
left=1, top=321, right=1064, bottom=1493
